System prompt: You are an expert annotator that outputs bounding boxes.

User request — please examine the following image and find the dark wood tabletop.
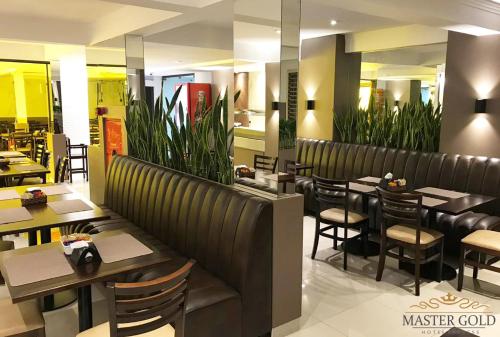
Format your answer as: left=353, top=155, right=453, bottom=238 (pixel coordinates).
left=0, top=162, right=49, bottom=179
left=0, top=184, right=109, bottom=236
left=0, top=151, right=27, bottom=158
left=0, top=229, right=172, bottom=303
left=352, top=178, right=497, bottom=215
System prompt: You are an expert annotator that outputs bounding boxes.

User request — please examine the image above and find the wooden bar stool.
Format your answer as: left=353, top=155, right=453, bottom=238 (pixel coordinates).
left=458, top=230, right=500, bottom=291
left=0, top=298, right=45, bottom=337
left=77, top=260, right=194, bottom=337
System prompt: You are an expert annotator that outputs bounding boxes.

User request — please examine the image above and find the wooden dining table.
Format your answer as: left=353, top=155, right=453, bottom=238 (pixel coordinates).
left=0, top=152, right=50, bottom=187
left=0, top=229, right=173, bottom=332
left=347, top=176, right=498, bottom=280
left=0, top=184, right=109, bottom=246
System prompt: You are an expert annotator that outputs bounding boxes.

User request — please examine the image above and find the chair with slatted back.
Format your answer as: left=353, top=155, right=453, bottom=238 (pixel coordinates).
left=34, top=143, right=45, bottom=164
left=9, top=132, right=33, bottom=157
left=254, top=154, right=277, bottom=173
left=77, top=260, right=194, bottom=337
left=312, top=175, right=369, bottom=270
left=376, top=187, right=444, bottom=296
left=16, top=150, right=50, bottom=186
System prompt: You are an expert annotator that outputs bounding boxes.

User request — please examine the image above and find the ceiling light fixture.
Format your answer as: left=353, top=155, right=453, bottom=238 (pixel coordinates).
left=330, top=20, right=337, bottom=26
left=275, top=29, right=281, bottom=34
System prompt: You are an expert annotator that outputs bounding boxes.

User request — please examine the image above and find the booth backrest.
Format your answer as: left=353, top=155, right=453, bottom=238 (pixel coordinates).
left=297, top=138, right=500, bottom=199
left=104, top=155, right=273, bottom=335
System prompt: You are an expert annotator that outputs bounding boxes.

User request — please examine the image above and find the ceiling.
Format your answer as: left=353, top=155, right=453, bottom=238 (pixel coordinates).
left=0, top=0, right=498, bottom=74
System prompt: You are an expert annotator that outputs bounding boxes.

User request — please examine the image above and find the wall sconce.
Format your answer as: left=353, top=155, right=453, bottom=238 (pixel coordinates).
left=306, top=100, right=315, bottom=110
left=272, top=101, right=280, bottom=111
left=394, top=100, right=400, bottom=108
left=475, top=99, right=487, bottom=113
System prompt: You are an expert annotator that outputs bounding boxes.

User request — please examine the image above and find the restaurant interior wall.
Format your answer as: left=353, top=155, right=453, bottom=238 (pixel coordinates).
left=440, top=31, right=500, bottom=158
left=297, top=35, right=336, bottom=141
left=0, top=61, right=50, bottom=128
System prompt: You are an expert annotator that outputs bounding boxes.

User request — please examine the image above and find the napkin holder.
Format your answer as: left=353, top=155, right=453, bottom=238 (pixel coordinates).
left=70, top=242, right=102, bottom=266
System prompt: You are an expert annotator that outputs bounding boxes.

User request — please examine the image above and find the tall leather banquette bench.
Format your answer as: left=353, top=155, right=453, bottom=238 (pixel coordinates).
left=79, top=156, right=273, bottom=337
left=295, top=138, right=500, bottom=256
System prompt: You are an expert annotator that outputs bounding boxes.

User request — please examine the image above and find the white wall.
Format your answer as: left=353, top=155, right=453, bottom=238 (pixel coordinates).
left=248, top=70, right=265, bottom=113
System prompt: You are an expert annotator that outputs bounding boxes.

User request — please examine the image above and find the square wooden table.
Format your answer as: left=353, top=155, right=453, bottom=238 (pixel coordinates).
left=0, top=184, right=109, bottom=246
left=0, top=157, right=50, bottom=187
left=0, top=229, right=172, bottom=332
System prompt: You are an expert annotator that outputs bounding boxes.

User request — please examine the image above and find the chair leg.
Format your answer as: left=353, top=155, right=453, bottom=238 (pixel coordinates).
left=458, top=244, right=465, bottom=291
left=415, top=249, right=421, bottom=296
left=473, top=251, right=480, bottom=279
left=343, top=227, right=349, bottom=270
left=311, top=217, right=320, bottom=260
left=436, top=239, right=444, bottom=282
left=333, top=227, right=338, bottom=250
left=376, top=237, right=386, bottom=281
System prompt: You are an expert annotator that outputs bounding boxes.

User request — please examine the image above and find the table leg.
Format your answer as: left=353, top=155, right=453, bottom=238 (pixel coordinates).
left=40, top=228, right=51, bottom=244
left=362, top=194, right=369, bottom=214
left=42, top=173, right=46, bottom=184
left=40, top=227, right=55, bottom=310
left=28, top=231, right=38, bottom=246
left=78, top=285, right=93, bottom=332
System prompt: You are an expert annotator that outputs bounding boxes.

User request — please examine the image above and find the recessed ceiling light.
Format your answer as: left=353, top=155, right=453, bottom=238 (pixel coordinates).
left=275, top=29, right=281, bottom=34
left=330, top=19, right=337, bottom=26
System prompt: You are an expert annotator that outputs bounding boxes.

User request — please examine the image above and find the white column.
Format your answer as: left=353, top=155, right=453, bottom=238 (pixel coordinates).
left=59, top=46, right=90, bottom=145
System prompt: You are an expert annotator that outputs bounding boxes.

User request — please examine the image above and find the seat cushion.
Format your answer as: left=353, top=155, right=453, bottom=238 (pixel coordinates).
left=77, top=320, right=174, bottom=337
left=387, top=224, right=443, bottom=245
left=462, top=230, right=500, bottom=252
left=0, top=298, right=45, bottom=337
left=320, top=207, right=367, bottom=224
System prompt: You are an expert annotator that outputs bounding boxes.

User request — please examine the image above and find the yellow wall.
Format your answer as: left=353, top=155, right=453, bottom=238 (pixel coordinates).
left=88, top=80, right=126, bottom=119
left=0, top=62, right=50, bottom=124
left=297, top=35, right=336, bottom=140
left=0, top=74, right=16, bottom=119
left=24, top=74, right=50, bottom=118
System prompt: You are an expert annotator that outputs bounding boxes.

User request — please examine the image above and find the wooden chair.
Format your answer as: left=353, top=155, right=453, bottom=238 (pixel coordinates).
left=34, top=143, right=45, bottom=164
left=0, top=298, right=45, bottom=337
left=376, top=187, right=444, bottom=296
left=458, top=229, right=500, bottom=291
left=55, top=156, right=69, bottom=184
left=77, top=260, right=195, bottom=337
left=254, top=154, right=277, bottom=173
left=312, top=175, right=369, bottom=270
left=16, top=151, right=50, bottom=186
left=9, top=132, right=33, bottom=157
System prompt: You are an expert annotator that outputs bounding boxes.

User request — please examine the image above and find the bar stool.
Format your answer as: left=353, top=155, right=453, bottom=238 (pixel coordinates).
left=458, top=229, right=500, bottom=291
left=77, top=260, right=194, bottom=337
left=66, top=138, right=89, bottom=182
left=0, top=298, right=45, bottom=337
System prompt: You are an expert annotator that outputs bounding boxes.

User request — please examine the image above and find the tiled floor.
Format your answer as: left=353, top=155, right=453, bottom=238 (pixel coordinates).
left=273, top=216, right=500, bottom=337
left=2, top=182, right=499, bottom=337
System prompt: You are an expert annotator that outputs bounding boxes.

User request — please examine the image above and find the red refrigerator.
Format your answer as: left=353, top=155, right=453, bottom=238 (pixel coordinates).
left=175, top=83, right=212, bottom=126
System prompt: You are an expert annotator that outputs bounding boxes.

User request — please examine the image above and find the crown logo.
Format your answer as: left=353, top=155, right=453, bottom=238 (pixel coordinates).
left=409, top=292, right=490, bottom=311
left=441, top=293, right=457, bottom=303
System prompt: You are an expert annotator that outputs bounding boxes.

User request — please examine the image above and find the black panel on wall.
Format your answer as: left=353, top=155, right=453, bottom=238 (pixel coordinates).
left=145, top=86, right=154, bottom=113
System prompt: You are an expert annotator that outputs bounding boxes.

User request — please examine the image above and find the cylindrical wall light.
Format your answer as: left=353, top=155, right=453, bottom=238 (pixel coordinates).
left=306, top=100, right=315, bottom=110
left=272, top=101, right=280, bottom=111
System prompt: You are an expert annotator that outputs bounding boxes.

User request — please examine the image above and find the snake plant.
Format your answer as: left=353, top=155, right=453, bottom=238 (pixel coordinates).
left=334, top=97, right=442, bottom=152
left=125, top=86, right=234, bottom=184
